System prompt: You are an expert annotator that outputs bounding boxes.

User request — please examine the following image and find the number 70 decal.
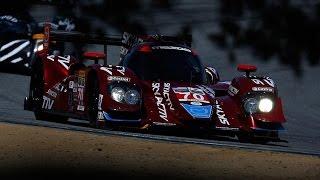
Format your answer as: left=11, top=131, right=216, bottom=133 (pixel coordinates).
left=173, top=87, right=209, bottom=103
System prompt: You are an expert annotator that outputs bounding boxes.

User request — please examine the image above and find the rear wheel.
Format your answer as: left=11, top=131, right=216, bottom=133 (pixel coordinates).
left=29, top=59, right=68, bottom=122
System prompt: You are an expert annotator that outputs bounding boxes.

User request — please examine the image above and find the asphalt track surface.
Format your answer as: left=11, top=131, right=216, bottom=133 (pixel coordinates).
left=0, top=72, right=319, bottom=156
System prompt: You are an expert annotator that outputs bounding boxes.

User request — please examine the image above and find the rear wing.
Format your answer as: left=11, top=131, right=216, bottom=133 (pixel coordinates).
left=41, top=24, right=192, bottom=63
left=43, top=23, right=122, bottom=64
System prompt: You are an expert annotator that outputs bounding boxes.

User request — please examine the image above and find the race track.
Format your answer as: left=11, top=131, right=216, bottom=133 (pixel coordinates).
left=0, top=72, right=319, bottom=156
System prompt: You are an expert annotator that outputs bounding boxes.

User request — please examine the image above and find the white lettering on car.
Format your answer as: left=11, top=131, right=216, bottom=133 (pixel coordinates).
left=152, top=82, right=168, bottom=121
left=107, top=76, right=130, bottom=82
left=152, top=46, right=191, bottom=52
left=46, top=55, right=70, bottom=69
left=264, top=77, right=275, bottom=87
left=216, top=100, right=230, bottom=126
left=116, top=66, right=126, bottom=75
left=252, top=77, right=275, bottom=87
left=101, top=67, right=113, bottom=75
left=197, top=85, right=215, bottom=99
left=47, top=89, right=57, bottom=98
left=252, top=79, right=265, bottom=85
left=163, top=83, right=174, bottom=110
left=57, top=55, right=71, bottom=70
left=98, top=94, right=103, bottom=110
left=252, top=87, right=274, bottom=92
left=173, top=87, right=209, bottom=103
left=42, top=96, right=54, bottom=110
left=228, top=85, right=239, bottom=96
left=101, top=66, right=126, bottom=76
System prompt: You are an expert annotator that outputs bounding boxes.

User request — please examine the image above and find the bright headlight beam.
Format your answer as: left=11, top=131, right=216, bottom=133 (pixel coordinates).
left=258, top=98, right=273, bottom=113
left=111, top=87, right=125, bottom=103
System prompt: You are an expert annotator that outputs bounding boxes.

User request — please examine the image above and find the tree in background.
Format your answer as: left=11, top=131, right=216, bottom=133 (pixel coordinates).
left=210, top=0, right=320, bottom=76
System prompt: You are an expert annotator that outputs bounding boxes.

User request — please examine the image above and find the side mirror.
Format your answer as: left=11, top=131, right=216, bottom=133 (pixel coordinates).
left=83, top=51, right=106, bottom=65
left=205, top=67, right=220, bottom=85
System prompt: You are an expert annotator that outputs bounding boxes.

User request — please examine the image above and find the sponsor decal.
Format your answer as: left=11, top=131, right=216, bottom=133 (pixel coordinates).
left=182, top=104, right=212, bottom=119
left=163, top=83, right=174, bottom=110
left=228, top=85, right=239, bottom=96
left=190, top=101, right=202, bottom=106
left=46, top=80, right=68, bottom=99
left=47, top=89, right=57, bottom=98
left=69, top=81, right=74, bottom=89
left=107, top=76, right=130, bottom=82
left=78, top=70, right=86, bottom=78
left=216, top=100, right=230, bottom=126
left=152, top=122, right=176, bottom=126
left=252, top=87, right=274, bottom=92
left=98, top=94, right=103, bottom=110
left=77, top=87, right=84, bottom=111
left=251, top=77, right=275, bottom=87
left=115, top=66, right=126, bottom=75
left=173, top=87, right=209, bottom=104
left=197, top=85, right=215, bottom=99
left=47, top=55, right=71, bottom=70
left=101, top=66, right=126, bottom=76
left=215, top=126, right=239, bottom=131
left=120, top=32, right=144, bottom=60
left=77, top=71, right=86, bottom=88
left=58, top=56, right=71, bottom=70
left=54, top=82, right=65, bottom=92
left=264, top=77, right=275, bottom=87
left=100, top=67, right=113, bottom=75
left=152, top=82, right=168, bottom=121
left=152, top=46, right=191, bottom=52
left=42, top=96, right=54, bottom=110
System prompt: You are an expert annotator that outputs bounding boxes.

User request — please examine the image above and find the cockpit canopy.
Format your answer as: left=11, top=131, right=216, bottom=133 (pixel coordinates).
left=120, top=43, right=206, bottom=84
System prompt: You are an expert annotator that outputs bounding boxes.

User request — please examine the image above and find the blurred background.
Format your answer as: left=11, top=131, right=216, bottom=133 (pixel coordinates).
left=1, top=0, right=319, bottom=141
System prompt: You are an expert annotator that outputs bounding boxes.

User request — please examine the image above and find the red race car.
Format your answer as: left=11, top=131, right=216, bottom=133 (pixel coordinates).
left=24, top=25, right=286, bottom=143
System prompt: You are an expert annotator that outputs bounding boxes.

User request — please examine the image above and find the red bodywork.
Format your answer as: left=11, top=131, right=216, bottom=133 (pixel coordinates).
left=38, top=52, right=285, bottom=131
left=27, top=30, right=286, bottom=139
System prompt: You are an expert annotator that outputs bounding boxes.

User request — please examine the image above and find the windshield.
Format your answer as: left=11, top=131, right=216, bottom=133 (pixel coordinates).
left=123, top=47, right=206, bottom=83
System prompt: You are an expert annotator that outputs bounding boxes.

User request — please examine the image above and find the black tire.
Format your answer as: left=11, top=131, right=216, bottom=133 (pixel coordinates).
left=29, top=59, right=68, bottom=122
left=87, top=72, right=99, bottom=128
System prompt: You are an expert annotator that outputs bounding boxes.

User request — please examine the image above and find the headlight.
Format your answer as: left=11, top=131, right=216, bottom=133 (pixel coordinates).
left=244, top=98, right=258, bottom=114
left=111, top=87, right=125, bottom=103
left=124, top=89, right=140, bottom=105
left=258, top=98, right=273, bottom=113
